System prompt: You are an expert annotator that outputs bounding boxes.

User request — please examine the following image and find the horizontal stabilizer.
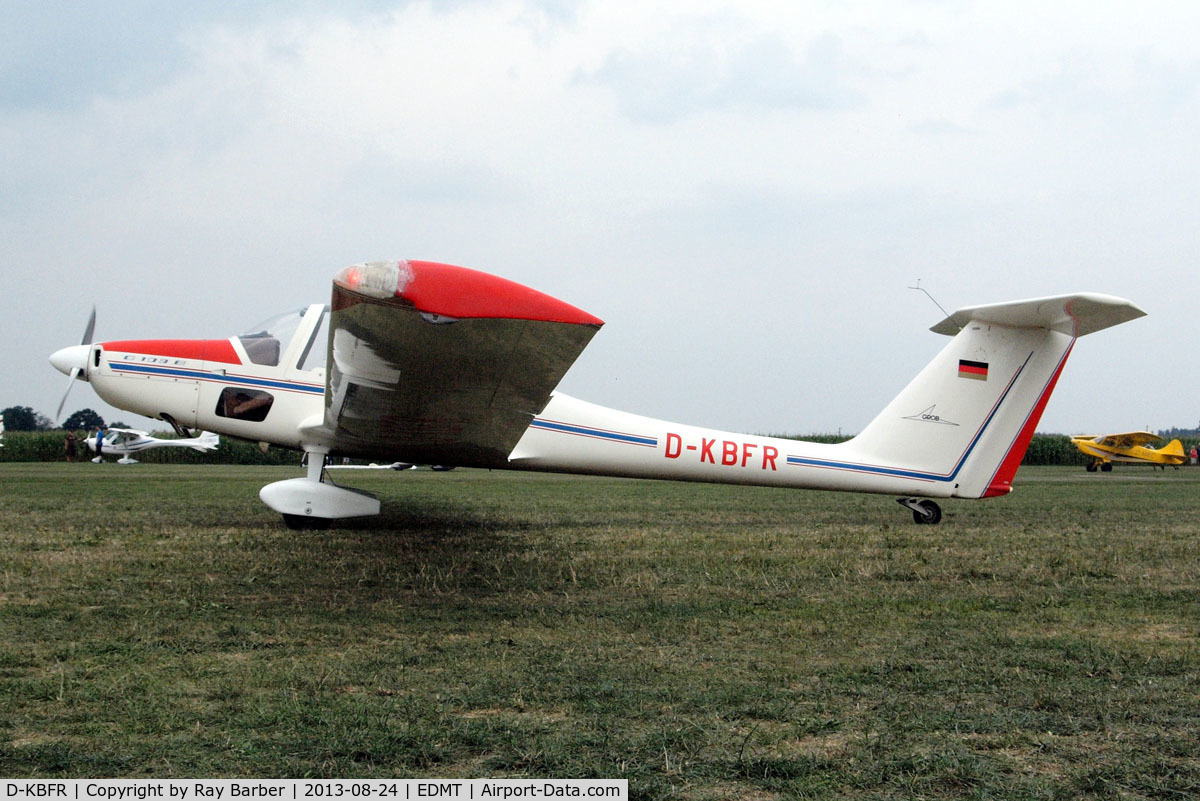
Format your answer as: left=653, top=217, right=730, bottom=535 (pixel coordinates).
left=931, top=293, right=1145, bottom=338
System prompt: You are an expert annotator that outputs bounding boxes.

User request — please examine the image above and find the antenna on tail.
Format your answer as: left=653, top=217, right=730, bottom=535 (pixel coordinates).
left=908, top=280, right=951, bottom=319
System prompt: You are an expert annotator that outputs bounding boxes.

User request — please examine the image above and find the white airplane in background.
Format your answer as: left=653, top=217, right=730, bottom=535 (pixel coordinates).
left=50, top=259, right=1144, bottom=528
left=86, top=428, right=220, bottom=464
left=326, top=461, right=415, bottom=470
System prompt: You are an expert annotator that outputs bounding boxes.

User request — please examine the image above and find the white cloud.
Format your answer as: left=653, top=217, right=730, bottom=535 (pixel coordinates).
left=580, top=32, right=864, bottom=123
left=5, top=0, right=1200, bottom=436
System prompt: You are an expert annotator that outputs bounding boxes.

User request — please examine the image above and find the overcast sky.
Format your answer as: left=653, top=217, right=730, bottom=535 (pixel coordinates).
left=4, top=1, right=1198, bottom=436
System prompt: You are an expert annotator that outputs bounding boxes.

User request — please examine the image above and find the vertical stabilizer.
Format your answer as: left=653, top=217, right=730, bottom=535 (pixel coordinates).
left=848, top=294, right=1144, bottom=498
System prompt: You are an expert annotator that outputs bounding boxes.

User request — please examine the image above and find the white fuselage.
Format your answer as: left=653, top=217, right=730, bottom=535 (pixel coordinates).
left=82, top=300, right=1064, bottom=501
left=87, top=305, right=329, bottom=452
left=92, top=353, right=322, bottom=451
left=68, top=289, right=1133, bottom=510
left=84, top=329, right=965, bottom=500
left=510, top=393, right=959, bottom=498
left=86, top=429, right=218, bottom=459
left=89, top=352, right=957, bottom=498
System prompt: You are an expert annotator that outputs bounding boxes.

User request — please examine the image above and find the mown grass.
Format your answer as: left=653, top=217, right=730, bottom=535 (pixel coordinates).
left=1, top=463, right=1198, bottom=799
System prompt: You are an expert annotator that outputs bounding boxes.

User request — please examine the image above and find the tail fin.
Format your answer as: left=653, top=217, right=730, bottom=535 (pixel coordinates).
left=1161, top=439, right=1185, bottom=459
left=187, top=431, right=220, bottom=452
left=850, top=294, right=1144, bottom=498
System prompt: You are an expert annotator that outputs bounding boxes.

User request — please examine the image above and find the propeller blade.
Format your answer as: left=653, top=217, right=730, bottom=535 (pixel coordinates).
left=54, top=307, right=97, bottom=422
left=82, top=305, right=96, bottom=346
left=56, top=367, right=80, bottom=421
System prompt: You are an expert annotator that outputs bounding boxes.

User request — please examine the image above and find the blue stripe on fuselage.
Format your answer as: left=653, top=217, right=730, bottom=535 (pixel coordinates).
left=785, top=351, right=1035, bottom=483
left=111, top=362, right=324, bottom=395
left=529, top=419, right=658, bottom=447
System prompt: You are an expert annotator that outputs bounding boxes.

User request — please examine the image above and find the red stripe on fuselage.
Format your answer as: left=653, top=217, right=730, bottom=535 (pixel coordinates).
left=102, top=339, right=242, bottom=364
left=982, top=341, right=1075, bottom=498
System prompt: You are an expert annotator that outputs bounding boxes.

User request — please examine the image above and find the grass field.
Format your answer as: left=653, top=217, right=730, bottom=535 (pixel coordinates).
left=1, top=463, right=1197, bottom=798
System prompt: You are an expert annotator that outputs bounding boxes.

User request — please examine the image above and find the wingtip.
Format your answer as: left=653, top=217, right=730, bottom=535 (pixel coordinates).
left=335, top=260, right=604, bottom=326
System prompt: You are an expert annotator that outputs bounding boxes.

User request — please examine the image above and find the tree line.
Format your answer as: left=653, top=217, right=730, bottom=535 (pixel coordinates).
left=6, top=406, right=1198, bottom=467
left=0, top=429, right=300, bottom=465
left=2, top=405, right=109, bottom=432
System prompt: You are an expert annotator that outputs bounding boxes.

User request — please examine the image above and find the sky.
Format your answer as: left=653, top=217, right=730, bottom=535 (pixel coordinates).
left=4, top=0, right=1199, bottom=436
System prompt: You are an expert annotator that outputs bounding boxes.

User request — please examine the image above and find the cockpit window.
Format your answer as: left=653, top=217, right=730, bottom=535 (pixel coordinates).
left=237, top=306, right=328, bottom=370
left=238, top=309, right=306, bottom=367
left=239, top=333, right=281, bottom=366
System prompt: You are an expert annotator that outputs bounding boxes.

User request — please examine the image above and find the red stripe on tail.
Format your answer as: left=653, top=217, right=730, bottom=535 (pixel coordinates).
left=982, top=341, right=1075, bottom=498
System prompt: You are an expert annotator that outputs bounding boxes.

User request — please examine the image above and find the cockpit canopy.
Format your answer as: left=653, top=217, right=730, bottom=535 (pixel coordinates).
left=238, top=305, right=328, bottom=371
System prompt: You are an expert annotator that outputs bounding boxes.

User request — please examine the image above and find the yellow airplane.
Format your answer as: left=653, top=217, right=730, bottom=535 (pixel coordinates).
left=1072, top=432, right=1186, bottom=471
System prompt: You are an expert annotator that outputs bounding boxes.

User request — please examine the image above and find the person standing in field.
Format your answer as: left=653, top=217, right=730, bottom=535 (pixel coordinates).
left=65, top=430, right=77, bottom=462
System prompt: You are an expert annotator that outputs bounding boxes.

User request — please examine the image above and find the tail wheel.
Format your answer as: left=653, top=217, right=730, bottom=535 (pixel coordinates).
left=911, top=500, right=942, bottom=525
left=898, top=497, right=942, bottom=525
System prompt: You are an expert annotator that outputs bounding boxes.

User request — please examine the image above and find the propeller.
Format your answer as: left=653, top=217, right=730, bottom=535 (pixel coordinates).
left=51, top=306, right=96, bottom=422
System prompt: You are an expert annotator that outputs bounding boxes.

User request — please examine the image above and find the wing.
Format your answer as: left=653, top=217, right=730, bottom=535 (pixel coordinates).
left=1111, top=431, right=1161, bottom=448
left=322, top=260, right=603, bottom=466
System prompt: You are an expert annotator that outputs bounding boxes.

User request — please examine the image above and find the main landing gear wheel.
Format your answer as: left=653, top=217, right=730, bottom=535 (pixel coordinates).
left=898, top=497, right=942, bottom=525
left=1100, top=462, right=1113, bottom=472
left=260, top=445, right=381, bottom=529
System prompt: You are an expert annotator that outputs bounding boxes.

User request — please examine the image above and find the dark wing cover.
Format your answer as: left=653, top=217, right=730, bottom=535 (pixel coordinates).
left=324, top=260, right=603, bottom=466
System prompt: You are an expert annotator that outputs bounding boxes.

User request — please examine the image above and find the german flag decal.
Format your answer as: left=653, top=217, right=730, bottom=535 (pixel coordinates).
left=958, top=359, right=989, bottom=381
